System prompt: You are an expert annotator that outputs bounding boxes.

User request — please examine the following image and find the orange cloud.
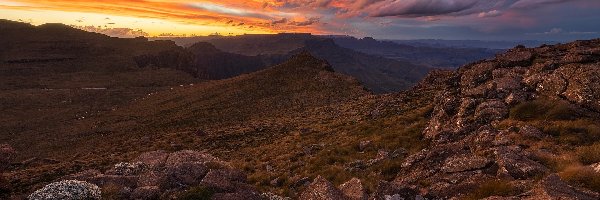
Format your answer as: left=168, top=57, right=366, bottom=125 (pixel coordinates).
left=0, top=0, right=332, bottom=36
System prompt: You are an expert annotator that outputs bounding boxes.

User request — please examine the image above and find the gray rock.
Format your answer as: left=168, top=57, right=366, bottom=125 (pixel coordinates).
left=28, top=180, right=101, bottom=200
left=494, top=146, right=548, bottom=179
left=299, top=176, right=348, bottom=200
left=521, top=174, right=600, bottom=200
left=131, top=186, right=160, bottom=200
left=441, top=155, right=492, bottom=173
left=339, top=178, right=368, bottom=200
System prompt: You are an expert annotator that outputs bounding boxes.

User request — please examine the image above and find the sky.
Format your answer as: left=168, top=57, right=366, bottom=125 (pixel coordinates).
left=1, top=0, right=600, bottom=41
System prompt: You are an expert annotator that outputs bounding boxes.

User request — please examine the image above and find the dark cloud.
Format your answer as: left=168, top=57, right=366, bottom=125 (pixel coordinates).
left=369, top=0, right=479, bottom=17
left=289, top=17, right=320, bottom=26
left=271, top=18, right=288, bottom=25
left=511, top=0, right=571, bottom=9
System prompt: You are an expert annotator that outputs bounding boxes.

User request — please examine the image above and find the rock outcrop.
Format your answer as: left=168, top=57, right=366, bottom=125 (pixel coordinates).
left=392, top=39, right=600, bottom=198
left=55, top=150, right=261, bottom=199
left=519, top=174, right=599, bottom=200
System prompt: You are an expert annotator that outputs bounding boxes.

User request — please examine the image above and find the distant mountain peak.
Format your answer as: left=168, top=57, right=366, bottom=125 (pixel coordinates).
left=276, top=50, right=334, bottom=72
left=187, top=42, right=219, bottom=52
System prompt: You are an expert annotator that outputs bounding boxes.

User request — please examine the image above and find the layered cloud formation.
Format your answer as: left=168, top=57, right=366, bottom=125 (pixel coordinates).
left=1, top=0, right=599, bottom=40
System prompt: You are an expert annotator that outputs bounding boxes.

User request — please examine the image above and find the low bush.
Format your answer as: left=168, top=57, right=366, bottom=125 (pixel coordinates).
left=464, top=179, right=517, bottom=200
left=178, top=186, right=215, bottom=200
left=576, top=143, right=600, bottom=165
left=560, top=165, right=600, bottom=192
left=510, top=99, right=579, bottom=121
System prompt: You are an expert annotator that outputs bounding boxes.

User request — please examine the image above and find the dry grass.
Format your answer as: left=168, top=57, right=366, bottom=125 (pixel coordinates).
left=576, top=143, right=600, bottom=165
left=560, top=165, right=600, bottom=193
left=463, top=179, right=517, bottom=200
left=178, top=186, right=215, bottom=200
left=509, top=99, right=580, bottom=121
left=505, top=99, right=600, bottom=193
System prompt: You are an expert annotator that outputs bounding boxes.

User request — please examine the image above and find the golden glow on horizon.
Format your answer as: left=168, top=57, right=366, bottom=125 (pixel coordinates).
left=0, top=0, right=326, bottom=37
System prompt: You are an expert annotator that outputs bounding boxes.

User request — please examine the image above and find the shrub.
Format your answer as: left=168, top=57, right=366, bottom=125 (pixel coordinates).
left=532, top=152, right=572, bottom=172
left=464, top=179, right=517, bottom=200
left=560, top=165, right=600, bottom=192
left=510, top=99, right=579, bottom=121
left=378, top=160, right=403, bottom=180
left=576, top=143, right=600, bottom=165
left=178, top=186, right=215, bottom=200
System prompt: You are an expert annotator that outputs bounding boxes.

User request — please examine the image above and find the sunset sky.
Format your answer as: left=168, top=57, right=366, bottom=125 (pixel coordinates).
left=1, top=0, right=600, bottom=41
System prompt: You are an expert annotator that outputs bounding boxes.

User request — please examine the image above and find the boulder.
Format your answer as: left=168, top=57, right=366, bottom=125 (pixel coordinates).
left=165, top=150, right=223, bottom=167
left=494, top=146, right=548, bottom=179
left=28, top=180, right=101, bottom=200
left=299, top=176, right=348, bottom=200
left=105, top=162, right=147, bottom=176
left=162, top=162, right=209, bottom=189
left=261, top=192, right=291, bottom=200
left=370, top=181, right=418, bottom=200
left=518, top=125, right=545, bottom=140
left=133, top=150, right=168, bottom=170
left=338, top=178, right=368, bottom=200
left=211, top=192, right=262, bottom=200
left=441, top=155, right=492, bottom=173
left=521, top=174, right=599, bottom=200
left=474, top=100, right=508, bottom=123
left=200, top=169, right=247, bottom=193
left=131, top=186, right=160, bottom=200
left=495, top=49, right=534, bottom=67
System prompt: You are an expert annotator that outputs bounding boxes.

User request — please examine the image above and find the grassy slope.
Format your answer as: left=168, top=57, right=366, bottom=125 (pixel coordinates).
left=5, top=52, right=437, bottom=198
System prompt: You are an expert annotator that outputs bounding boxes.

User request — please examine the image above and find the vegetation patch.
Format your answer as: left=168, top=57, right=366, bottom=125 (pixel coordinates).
left=560, top=165, right=600, bottom=193
left=178, top=186, right=215, bottom=200
left=509, top=99, right=580, bottom=121
left=464, top=179, right=517, bottom=200
left=576, top=143, right=600, bottom=165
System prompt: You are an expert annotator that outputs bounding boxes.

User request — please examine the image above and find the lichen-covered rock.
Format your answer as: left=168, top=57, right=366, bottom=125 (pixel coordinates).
left=58, top=150, right=259, bottom=200
left=370, top=181, right=418, bottom=200
left=518, top=125, right=545, bottom=140
left=261, top=192, right=291, bottom=200
left=28, top=180, right=101, bottom=200
left=106, top=162, right=147, bottom=176
left=441, top=155, right=492, bottom=173
left=131, top=186, right=160, bottom=200
left=494, top=146, right=548, bottom=179
left=299, top=176, right=348, bottom=200
left=200, top=169, right=247, bottom=193
left=520, top=174, right=599, bottom=200
left=162, top=161, right=209, bottom=189
left=132, top=150, right=169, bottom=170
left=339, top=178, right=368, bottom=200
left=474, top=100, right=508, bottom=123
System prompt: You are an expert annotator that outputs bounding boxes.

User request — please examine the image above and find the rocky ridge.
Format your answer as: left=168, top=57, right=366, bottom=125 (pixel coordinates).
left=299, top=39, right=600, bottom=199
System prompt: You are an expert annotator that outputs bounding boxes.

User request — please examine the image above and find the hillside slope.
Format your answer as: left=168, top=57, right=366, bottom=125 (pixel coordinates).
left=299, top=39, right=431, bottom=93
left=383, top=40, right=600, bottom=199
